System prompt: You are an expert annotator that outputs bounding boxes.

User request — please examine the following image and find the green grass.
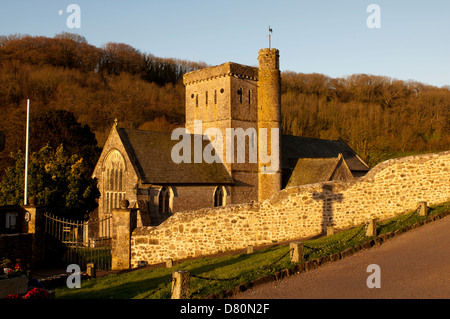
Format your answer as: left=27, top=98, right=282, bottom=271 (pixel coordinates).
left=76, top=246, right=111, bottom=270
left=54, top=201, right=450, bottom=299
left=55, top=245, right=295, bottom=299
left=377, top=202, right=450, bottom=234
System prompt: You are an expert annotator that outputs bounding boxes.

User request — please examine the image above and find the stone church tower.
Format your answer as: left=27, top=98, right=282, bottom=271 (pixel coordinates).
left=183, top=48, right=282, bottom=204
left=257, top=48, right=282, bottom=202
left=92, top=47, right=369, bottom=225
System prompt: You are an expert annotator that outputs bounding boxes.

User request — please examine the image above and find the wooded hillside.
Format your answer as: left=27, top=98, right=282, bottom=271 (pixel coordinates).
left=0, top=33, right=449, bottom=171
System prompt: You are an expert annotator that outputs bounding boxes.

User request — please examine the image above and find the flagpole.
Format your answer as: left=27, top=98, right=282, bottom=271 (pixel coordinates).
left=24, top=99, right=30, bottom=206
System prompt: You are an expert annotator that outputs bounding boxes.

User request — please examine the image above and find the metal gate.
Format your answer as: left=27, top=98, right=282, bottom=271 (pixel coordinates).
left=43, top=213, right=112, bottom=271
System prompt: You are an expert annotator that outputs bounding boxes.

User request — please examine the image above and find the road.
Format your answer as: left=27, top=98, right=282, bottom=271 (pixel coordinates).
left=234, top=215, right=450, bottom=299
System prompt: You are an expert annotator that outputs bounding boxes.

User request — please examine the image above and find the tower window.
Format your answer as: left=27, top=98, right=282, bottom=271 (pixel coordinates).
left=214, top=90, right=217, bottom=104
left=248, top=90, right=251, bottom=106
left=238, top=88, right=243, bottom=103
left=196, top=94, right=198, bottom=107
left=206, top=91, right=208, bottom=106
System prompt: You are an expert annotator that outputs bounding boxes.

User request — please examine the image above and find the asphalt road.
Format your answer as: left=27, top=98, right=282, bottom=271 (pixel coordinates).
left=234, top=215, right=450, bottom=299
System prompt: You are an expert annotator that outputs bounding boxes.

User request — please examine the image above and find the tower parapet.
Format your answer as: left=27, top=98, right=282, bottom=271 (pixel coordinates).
left=258, top=48, right=280, bottom=71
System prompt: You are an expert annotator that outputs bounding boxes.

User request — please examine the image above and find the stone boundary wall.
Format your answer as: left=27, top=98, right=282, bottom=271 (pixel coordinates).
left=130, top=151, right=450, bottom=267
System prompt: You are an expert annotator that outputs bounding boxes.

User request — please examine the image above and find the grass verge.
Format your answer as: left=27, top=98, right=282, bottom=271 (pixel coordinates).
left=54, top=201, right=450, bottom=299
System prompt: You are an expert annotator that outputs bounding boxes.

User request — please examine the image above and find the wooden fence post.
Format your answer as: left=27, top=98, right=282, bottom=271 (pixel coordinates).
left=418, top=201, right=428, bottom=217
left=365, top=218, right=377, bottom=237
left=86, top=263, right=96, bottom=278
left=290, top=242, right=304, bottom=263
left=171, top=270, right=190, bottom=299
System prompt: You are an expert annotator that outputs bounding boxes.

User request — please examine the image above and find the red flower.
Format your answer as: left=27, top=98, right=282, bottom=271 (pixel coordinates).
left=23, top=288, right=49, bottom=299
left=14, top=263, right=23, bottom=271
left=3, top=294, right=22, bottom=299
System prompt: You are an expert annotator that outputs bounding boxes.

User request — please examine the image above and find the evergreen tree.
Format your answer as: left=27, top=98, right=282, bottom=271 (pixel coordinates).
left=0, top=144, right=99, bottom=219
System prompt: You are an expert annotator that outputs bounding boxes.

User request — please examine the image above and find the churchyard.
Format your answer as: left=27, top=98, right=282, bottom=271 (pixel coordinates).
left=47, top=201, right=449, bottom=299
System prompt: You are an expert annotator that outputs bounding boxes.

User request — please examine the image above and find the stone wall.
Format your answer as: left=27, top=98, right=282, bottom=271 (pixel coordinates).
left=130, top=151, right=450, bottom=267
left=184, top=62, right=260, bottom=205
left=0, top=205, right=45, bottom=268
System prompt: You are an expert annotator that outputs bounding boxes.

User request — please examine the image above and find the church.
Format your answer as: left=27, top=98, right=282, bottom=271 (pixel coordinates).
left=92, top=48, right=369, bottom=225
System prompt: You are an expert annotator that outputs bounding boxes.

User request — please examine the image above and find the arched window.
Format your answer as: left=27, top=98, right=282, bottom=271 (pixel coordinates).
left=103, top=150, right=126, bottom=213
left=158, top=186, right=172, bottom=214
left=214, top=186, right=225, bottom=207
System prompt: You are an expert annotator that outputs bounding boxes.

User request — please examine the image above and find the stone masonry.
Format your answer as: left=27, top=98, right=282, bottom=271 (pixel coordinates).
left=128, top=150, right=450, bottom=267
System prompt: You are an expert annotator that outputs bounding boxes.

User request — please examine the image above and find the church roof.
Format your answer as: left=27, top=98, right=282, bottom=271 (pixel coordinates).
left=285, top=155, right=349, bottom=187
left=117, top=128, right=233, bottom=185
left=281, top=135, right=369, bottom=173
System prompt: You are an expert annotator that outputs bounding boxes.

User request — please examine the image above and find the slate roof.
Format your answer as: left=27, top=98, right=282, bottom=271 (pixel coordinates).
left=112, top=128, right=368, bottom=187
left=116, top=128, right=233, bottom=184
left=281, top=135, right=369, bottom=173
left=285, top=155, right=352, bottom=188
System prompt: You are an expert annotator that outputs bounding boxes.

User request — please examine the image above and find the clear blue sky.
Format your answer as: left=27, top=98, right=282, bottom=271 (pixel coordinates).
left=1, top=0, right=449, bottom=87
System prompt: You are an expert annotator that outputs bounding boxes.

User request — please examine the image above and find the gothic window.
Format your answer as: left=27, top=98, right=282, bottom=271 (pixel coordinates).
left=214, top=186, right=225, bottom=207
left=103, top=150, right=126, bottom=213
left=214, top=90, right=217, bottom=105
left=158, top=186, right=172, bottom=214
left=205, top=91, right=208, bottom=106
left=196, top=94, right=199, bottom=107
left=248, top=90, right=251, bottom=106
